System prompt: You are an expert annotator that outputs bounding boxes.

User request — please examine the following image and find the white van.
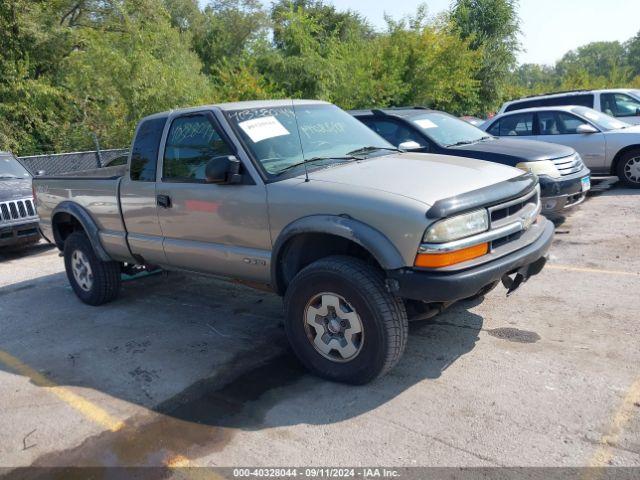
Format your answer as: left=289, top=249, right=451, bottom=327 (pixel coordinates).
left=499, top=89, right=640, bottom=125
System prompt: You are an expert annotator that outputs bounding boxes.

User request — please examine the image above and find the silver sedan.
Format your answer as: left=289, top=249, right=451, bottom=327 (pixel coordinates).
left=482, top=106, right=640, bottom=188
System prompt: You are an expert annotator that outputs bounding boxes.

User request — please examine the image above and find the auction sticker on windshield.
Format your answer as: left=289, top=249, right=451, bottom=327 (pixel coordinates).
left=239, top=116, right=290, bottom=143
left=414, top=118, right=437, bottom=129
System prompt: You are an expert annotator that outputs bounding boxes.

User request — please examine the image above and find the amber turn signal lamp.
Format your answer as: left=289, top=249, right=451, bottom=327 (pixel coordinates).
left=414, top=242, right=489, bottom=268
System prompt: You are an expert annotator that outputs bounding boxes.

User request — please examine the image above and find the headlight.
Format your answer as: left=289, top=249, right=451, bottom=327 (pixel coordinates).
left=516, top=160, right=560, bottom=178
left=423, top=209, right=489, bottom=243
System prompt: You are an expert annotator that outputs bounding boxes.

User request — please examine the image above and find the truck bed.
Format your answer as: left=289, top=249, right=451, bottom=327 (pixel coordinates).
left=34, top=168, right=129, bottom=259
left=51, top=164, right=127, bottom=179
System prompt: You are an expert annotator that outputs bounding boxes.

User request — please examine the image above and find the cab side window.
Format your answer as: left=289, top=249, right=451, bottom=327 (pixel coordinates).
left=489, top=113, right=533, bottom=136
left=361, top=118, right=426, bottom=149
left=601, top=93, right=640, bottom=118
left=163, top=115, right=233, bottom=182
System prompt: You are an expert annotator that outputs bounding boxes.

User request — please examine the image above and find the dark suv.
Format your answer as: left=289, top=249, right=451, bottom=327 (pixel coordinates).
left=351, top=108, right=591, bottom=214
left=0, top=152, right=39, bottom=248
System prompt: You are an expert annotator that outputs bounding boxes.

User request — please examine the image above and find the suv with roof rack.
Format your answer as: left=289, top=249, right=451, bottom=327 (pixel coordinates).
left=499, top=89, right=640, bottom=125
left=351, top=107, right=590, bottom=213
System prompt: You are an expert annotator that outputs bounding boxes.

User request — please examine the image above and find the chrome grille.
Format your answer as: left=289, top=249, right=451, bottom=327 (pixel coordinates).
left=552, top=154, right=584, bottom=176
left=488, top=187, right=540, bottom=231
left=0, top=198, right=38, bottom=224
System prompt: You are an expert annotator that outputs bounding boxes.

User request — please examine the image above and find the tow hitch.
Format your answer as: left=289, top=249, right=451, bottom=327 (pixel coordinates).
left=501, top=256, right=548, bottom=296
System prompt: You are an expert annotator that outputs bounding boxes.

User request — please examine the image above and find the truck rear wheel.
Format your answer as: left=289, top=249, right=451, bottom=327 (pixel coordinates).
left=284, top=256, right=408, bottom=384
left=63, top=231, right=121, bottom=306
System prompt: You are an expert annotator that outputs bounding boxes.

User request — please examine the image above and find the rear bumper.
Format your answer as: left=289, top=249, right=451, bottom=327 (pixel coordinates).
left=387, top=218, right=554, bottom=303
left=539, top=168, right=590, bottom=213
left=0, top=221, right=40, bottom=247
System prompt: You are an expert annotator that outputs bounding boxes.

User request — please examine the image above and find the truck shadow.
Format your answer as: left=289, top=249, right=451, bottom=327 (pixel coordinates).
left=0, top=270, right=482, bottom=468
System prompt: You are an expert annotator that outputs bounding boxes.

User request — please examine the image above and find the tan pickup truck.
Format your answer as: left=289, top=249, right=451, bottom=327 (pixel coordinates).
left=34, top=100, right=553, bottom=384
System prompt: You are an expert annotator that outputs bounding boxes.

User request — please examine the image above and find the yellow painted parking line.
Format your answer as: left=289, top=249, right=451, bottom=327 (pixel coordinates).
left=166, top=455, right=227, bottom=479
left=166, top=455, right=191, bottom=467
left=0, top=350, right=207, bottom=469
left=588, top=378, right=640, bottom=470
left=0, top=350, right=124, bottom=432
left=546, top=264, right=639, bottom=277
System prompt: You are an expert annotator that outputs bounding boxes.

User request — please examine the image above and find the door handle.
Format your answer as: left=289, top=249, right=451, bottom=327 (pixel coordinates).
left=156, top=194, right=172, bottom=209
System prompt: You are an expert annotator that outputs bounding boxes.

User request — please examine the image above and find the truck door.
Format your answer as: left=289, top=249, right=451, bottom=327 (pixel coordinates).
left=119, top=116, right=168, bottom=265
left=535, top=111, right=606, bottom=169
left=155, top=111, right=271, bottom=283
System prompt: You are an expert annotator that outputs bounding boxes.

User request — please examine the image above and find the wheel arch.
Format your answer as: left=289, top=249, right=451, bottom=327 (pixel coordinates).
left=51, top=202, right=112, bottom=262
left=271, top=215, right=405, bottom=296
left=610, top=144, right=640, bottom=175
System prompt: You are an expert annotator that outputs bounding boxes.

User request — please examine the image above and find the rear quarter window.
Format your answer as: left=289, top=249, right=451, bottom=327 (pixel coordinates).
left=488, top=113, right=534, bottom=136
left=130, top=117, right=167, bottom=182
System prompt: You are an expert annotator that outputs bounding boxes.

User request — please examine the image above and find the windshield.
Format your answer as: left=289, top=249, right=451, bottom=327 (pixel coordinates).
left=571, top=106, right=631, bottom=131
left=0, top=155, right=31, bottom=179
left=225, top=103, right=393, bottom=176
left=409, top=112, right=491, bottom=147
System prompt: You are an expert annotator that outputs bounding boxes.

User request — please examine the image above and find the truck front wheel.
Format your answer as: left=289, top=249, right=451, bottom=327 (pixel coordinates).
left=284, top=256, right=408, bottom=384
left=63, top=231, right=121, bottom=306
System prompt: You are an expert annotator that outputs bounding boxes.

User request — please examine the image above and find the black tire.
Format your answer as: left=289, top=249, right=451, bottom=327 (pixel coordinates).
left=63, top=231, right=121, bottom=306
left=283, top=255, right=408, bottom=384
left=616, top=149, right=640, bottom=188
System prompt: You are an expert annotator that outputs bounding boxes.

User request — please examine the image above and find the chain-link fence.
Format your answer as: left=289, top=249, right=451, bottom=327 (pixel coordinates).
left=18, top=149, right=129, bottom=176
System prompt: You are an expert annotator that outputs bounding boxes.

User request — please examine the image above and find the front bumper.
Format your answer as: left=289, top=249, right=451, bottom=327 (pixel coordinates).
left=539, top=168, right=590, bottom=213
left=0, top=221, right=40, bottom=247
left=387, top=217, right=554, bottom=303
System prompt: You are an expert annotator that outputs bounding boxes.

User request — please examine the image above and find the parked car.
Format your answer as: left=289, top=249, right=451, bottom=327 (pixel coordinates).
left=460, top=115, right=486, bottom=127
left=482, top=105, right=640, bottom=188
left=351, top=108, right=590, bottom=213
left=499, top=89, right=640, bottom=125
left=0, top=152, right=40, bottom=248
left=34, top=100, right=553, bottom=384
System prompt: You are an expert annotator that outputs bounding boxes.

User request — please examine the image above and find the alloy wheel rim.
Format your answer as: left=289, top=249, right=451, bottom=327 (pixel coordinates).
left=623, top=156, right=640, bottom=183
left=303, top=292, right=364, bottom=362
left=71, top=250, right=94, bottom=292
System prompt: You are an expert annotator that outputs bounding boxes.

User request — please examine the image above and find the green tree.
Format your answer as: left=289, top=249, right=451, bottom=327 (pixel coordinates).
left=193, top=0, right=269, bottom=75
left=556, top=41, right=627, bottom=79
left=0, top=0, right=79, bottom=154
left=450, top=0, right=520, bottom=114
left=625, top=32, right=640, bottom=77
left=60, top=0, right=214, bottom=148
left=271, top=0, right=373, bottom=50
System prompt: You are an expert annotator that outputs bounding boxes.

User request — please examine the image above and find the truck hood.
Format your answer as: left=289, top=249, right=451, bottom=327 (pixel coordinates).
left=305, top=152, right=524, bottom=206
left=0, top=178, right=32, bottom=202
left=448, top=137, right=575, bottom=162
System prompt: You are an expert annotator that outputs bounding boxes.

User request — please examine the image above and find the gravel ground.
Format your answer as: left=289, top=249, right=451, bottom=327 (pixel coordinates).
left=0, top=186, right=638, bottom=472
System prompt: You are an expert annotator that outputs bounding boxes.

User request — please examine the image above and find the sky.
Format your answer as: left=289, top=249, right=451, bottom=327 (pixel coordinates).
left=202, top=0, right=640, bottom=66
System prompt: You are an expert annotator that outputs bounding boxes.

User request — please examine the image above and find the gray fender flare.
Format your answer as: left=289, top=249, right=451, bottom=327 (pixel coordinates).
left=51, top=201, right=112, bottom=262
left=270, top=214, right=405, bottom=295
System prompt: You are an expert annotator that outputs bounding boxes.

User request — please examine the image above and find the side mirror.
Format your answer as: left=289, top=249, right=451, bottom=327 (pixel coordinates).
left=205, top=155, right=242, bottom=184
left=399, top=141, right=424, bottom=151
left=576, top=124, right=598, bottom=134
